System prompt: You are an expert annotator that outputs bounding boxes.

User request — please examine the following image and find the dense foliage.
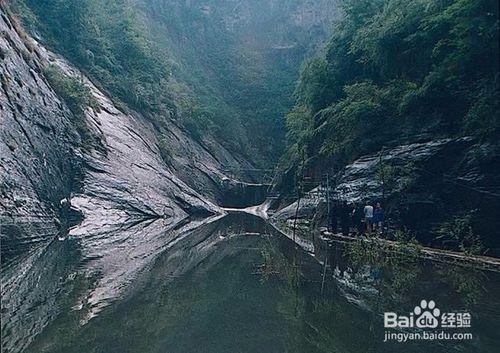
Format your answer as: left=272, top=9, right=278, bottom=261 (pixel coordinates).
left=43, top=65, right=102, bottom=150
left=13, top=0, right=336, bottom=165
left=137, top=0, right=337, bottom=163
left=139, top=0, right=294, bottom=158
left=15, top=0, right=174, bottom=116
left=284, top=0, right=499, bottom=171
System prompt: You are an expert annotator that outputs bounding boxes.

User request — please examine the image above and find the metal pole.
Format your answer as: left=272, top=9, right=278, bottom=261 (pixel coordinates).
left=326, top=172, right=330, bottom=222
left=321, top=254, right=328, bottom=294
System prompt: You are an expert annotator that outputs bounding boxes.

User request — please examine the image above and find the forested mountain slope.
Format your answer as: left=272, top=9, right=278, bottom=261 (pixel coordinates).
left=284, top=0, right=498, bottom=169
left=135, top=0, right=340, bottom=163
left=12, top=0, right=340, bottom=165
left=279, top=0, right=500, bottom=254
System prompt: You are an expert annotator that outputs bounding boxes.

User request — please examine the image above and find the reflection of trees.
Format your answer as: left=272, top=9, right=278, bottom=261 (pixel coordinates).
left=303, top=300, right=349, bottom=353
left=436, top=266, right=487, bottom=307
left=259, top=240, right=358, bottom=353
left=341, top=235, right=487, bottom=312
left=259, top=239, right=305, bottom=349
left=259, top=231, right=490, bottom=353
left=343, top=234, right=423, bottom=308
left=259, top=240, right=311, bottom=352
left=259, top=239, right=300, bottom=285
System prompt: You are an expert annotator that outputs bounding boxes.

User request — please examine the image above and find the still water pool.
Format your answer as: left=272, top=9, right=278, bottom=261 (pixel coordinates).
left=2, top=213, right=499, bottom=353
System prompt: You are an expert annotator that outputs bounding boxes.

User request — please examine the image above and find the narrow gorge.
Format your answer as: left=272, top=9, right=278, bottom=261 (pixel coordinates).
left=1, top=1, right=499, bottom=352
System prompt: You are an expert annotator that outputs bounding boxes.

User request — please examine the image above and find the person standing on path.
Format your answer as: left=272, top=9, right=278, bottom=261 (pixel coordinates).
left=373, top=202, right=385, bottom=234
left=364, top=201, right=374, bottom=235
left=351, top=203, right=364, bottom=235
left=329, top=200, right=338, bottom=233
left=340, top=201, right=350, bottom=236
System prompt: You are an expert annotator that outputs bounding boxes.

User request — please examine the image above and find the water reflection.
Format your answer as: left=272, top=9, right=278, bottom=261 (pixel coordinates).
left=1, top=240, right=83, bottom=353
left=2, top=213, right=499, bottom=353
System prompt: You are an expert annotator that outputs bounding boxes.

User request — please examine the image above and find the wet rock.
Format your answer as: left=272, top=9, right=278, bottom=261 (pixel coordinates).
left=272, top=191, right=321, bottom=221
left=333, top=138, right=468, bottom=203
left=0, top=3, right=247, bottom=263
left=0, top=8, right=81, bottom=262
left=273, top=138, right=500, bottom=254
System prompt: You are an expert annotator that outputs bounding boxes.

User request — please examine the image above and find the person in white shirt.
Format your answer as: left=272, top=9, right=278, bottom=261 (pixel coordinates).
left=364, top=201, right=374, bottom=234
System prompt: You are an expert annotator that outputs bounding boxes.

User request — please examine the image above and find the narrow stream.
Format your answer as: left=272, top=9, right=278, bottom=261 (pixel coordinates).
left=2, top=212, right=499, bottom=353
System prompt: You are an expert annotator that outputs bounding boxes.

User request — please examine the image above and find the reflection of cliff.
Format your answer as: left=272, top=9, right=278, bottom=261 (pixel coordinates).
left=0, top=3, right=267, bottom=345
left=18, top=212, right=337, bottom=353
left=0, top=6, right=245, bottom=349
left=1, top=241, right=82, bottom=353
left=3, top=213, right=272, bottom=353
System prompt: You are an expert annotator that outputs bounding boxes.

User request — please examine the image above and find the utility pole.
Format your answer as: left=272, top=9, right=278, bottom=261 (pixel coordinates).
left=326, top=172, right=330, bottom=228
left=321, top=255, right=328, bottom=295
left=379, top=148, right=386, bottom=205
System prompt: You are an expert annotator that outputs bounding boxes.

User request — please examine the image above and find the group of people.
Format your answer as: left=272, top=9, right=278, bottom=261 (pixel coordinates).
left=328, top=200, right=385, bottom=236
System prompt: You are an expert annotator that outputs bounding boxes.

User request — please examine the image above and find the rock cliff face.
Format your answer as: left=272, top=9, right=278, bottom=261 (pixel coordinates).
left=333, top=138, right=500, bottom=252
left=1, top=8, right=81, bottom=261
left=0, top=4, right=258, bottom=342
left=273, top=138, right=500, bottom=254
left=0, top=2, right=260, bottom=261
